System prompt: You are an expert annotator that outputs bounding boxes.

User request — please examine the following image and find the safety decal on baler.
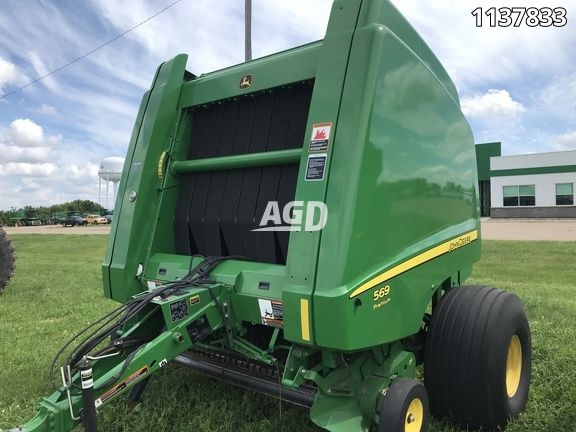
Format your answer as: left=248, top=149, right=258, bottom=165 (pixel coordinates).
left=309, top=122, right=332, bottom=152
left=170, top=299, right=189, bottom=321
left=305, top=154, right=327, bottom=181
left=94, top=366, right=150, bottom=408
left=258, top=298, right=284, bottom=328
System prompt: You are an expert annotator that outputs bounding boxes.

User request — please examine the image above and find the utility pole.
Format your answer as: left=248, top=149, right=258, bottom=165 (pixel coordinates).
left=245, top=0, right=252, bottom=61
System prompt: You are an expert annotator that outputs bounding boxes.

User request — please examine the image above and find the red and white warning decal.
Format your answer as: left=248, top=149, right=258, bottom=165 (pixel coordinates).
left=309, top=122, right=332, bottom=152
left=258, top=298, right=284, bottom=328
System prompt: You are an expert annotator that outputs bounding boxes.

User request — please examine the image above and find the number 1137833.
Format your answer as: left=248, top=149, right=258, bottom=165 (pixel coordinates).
left=471, top=7, right=567, bottom=27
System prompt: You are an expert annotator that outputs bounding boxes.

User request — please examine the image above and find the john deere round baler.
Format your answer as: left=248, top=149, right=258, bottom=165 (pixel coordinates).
left=2, top=1, right=531, bottom=431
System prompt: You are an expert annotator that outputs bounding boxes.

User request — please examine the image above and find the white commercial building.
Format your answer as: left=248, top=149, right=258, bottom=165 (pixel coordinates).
left=489, top=150, right=576, bottom=218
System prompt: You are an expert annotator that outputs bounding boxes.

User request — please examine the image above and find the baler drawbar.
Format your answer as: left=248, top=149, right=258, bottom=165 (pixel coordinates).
left=2, top=0, right=531, bottom=431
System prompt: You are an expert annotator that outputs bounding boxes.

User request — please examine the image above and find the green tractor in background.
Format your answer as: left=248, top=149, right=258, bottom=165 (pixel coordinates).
left=0, top=228, right=15, bottom=293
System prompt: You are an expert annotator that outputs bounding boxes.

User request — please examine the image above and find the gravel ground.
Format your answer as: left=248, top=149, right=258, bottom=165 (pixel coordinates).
left=2, top=225, right=111, bottom=235
left=3, top=219, right=576, bottom=241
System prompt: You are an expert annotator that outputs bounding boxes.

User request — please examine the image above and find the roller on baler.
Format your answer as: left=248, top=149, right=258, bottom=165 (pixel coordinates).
left=3, top=0, right=532, bottom=431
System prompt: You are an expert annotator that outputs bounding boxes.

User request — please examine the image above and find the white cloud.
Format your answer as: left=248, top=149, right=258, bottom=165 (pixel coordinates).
left=27, top=51, right=60, bottom=92
left=533, top=72, right=576, bottom=124
left=392, top=0, right=576, bottom=92
left=38, top=104, right=58, bottom=115
left=1, top=118, right=61, bottom=148
left=460, top=89, right=528, bottom=153
left=92, top=0, right=332, bottom=76
left=0, top=116, right=109, bottom=208
left=0, top=143, right=51, bottom=163
left=461, top=89, right=525, bottom=121
left=62, top=163, right=100, bottom=184
left=0, top=161, right=102, bottom=208
left=5, top=119, right=43, bottom=146
left=555, top=131, right=576, bottom=150
left=0, top=57, right=19, bottom=93
left=0, top=162, right=57, bottom=176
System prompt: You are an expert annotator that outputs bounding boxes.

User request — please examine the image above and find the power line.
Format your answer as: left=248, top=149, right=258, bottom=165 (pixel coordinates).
left=0, top=0, right=183, bottom=100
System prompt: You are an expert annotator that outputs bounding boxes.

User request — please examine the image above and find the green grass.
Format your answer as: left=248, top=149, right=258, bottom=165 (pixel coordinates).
left=0, top=235, right=575, bottom=431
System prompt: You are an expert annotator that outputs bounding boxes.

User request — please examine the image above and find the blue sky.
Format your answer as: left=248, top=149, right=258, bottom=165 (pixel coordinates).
left=0, top=0, right=575, bottom=210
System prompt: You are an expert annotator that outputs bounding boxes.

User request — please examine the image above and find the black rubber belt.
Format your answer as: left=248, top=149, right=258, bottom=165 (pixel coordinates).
left=173, top=352, right=315, bottom=408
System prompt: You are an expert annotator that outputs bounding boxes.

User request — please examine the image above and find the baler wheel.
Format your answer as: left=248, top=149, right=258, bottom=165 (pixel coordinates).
left=379, top=378, right=430, bottom=432
left=0, top=228, right=16, bottom=293
left=424, top=285, right=531, bottom=430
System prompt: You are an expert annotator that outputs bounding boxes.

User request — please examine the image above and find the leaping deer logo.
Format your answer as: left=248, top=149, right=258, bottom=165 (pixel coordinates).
left=240, top=74, right=253, bottom=89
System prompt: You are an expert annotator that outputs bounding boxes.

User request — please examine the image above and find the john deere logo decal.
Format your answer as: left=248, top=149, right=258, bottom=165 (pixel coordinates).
left=240, top=74, right=252, bottom=89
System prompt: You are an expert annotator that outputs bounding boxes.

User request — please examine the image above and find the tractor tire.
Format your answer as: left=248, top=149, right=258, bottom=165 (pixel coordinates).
left=424, top=285, right=531, bottom=431
left=0, top=228, right=16, bottom=293
left=379, top=378, right=430, bottom=432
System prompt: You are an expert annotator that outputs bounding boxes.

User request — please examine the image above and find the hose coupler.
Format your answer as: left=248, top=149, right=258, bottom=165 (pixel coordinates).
left=79, top=358, right=98, bottom=432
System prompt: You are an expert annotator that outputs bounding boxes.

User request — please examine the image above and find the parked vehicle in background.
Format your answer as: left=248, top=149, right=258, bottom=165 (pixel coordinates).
left=105, top=214, right=113, bottom=224
left=10, top=209, right=44, bottom=226
left=62, top=215, right=87, bottom=227
left=86, top=214, right=108, bottom=224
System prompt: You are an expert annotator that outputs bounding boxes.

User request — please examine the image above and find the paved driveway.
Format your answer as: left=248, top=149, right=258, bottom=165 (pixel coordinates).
left=480, top=218, right=576, bottom=241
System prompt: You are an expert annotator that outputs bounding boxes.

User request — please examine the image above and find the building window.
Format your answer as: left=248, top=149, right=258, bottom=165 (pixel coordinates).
left=556, top=183, right=574, bottom=206
left=503, top=185, right=535, bottom=206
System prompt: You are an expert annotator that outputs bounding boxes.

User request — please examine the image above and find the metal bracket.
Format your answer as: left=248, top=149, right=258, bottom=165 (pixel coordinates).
left=60, top=366, right=80, bottom=421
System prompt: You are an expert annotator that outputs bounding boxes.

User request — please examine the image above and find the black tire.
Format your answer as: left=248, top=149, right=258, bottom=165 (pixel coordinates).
left=379, top=378, right=430, bottom=432
left=0, top=228, right=16, bottom=293
left=424, top=285, right=531, bottom=430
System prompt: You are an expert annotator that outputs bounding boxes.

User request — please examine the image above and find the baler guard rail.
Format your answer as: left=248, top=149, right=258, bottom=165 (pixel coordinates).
left=171, top=148, right=302, bottom=174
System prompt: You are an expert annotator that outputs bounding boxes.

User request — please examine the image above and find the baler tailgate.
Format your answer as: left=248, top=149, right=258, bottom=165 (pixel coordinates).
left=174, top=81, right=314, bottom=264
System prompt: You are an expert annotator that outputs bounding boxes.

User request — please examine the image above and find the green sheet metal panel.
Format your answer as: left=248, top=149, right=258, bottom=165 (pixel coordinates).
left=491, top=165, right=576, bottom=176
left=103, top=55, right=188, bottom=302
left=475, top=142, right=501, bottom=181
left=312, top=6, right=481, bottom=350
left=282, top=0, right=364, bottom=345
left=179, top=42, right=321, bottom=108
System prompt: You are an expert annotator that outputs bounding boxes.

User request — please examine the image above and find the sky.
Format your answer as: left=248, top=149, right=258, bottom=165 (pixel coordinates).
left=0, top=0, right=575, bottom=210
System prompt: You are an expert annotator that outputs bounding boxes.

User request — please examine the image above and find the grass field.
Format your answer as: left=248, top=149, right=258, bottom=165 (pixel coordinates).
left=0, top=235, right=575, bottom=431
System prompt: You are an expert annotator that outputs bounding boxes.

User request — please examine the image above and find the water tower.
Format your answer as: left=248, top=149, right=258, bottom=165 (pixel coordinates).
left=98, top=157, right=124, bottom=210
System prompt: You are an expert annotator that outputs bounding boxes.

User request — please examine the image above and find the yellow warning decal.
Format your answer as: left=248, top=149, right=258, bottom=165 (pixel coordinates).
left=349, top=230, right=478, bottom=298
left=300, top=299, right=310, bottom=341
